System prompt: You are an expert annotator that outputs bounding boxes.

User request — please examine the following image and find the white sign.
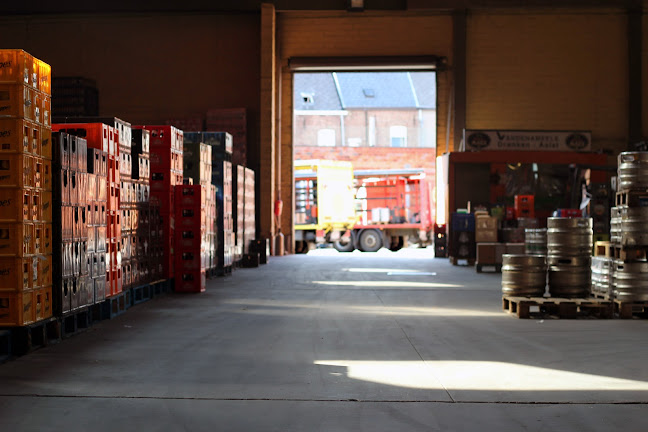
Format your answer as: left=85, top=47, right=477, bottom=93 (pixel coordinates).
left=463, top=130, right=592, bottom=152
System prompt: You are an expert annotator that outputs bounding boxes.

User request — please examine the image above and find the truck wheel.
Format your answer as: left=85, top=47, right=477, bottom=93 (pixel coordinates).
left=389, top=236, right=404, bottom=252
left=333, top=239, right=355, bottom=252
left=295, top=240, right=308, bottom=254
left=359, top=229, right=383, bottom=252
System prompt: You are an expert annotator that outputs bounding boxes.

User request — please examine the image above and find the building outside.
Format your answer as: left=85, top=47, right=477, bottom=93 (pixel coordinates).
left=293, top=72, right=437, bottom=173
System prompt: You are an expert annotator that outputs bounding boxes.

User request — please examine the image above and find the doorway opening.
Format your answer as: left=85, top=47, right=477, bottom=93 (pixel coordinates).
left=292, top=70, right=437, bottom=253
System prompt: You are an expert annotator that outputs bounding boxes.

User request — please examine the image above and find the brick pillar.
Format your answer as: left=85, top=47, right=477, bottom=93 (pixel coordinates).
left=260, top=3, right=276, bottom=241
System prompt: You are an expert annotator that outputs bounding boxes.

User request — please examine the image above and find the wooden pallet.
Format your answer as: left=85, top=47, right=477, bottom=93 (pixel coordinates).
left=502, top=296, right=613, bottom=319
left=449, top=256, right=475, bottom=266
left=591, top=292, right=612, bottom=301
left=476, top=263, right=502, bottom=273
left=614, top=300, right=648, bottom=319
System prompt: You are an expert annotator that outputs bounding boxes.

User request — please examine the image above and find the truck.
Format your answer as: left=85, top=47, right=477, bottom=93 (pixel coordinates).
left=294, top=160, right=435, bottom=253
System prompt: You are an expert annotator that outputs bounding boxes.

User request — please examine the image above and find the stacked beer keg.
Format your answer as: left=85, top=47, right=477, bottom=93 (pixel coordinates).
left=546, top=217, right=593, bottom=298
left=612, top=152, right=648, bottom=302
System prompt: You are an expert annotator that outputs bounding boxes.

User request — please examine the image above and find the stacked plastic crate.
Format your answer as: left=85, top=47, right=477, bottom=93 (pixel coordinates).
left=234, top=165, right=245, bottom=264
left=86, top=146, right=108, bottom=305
left=131, top=129, right=155, bottom=285
left=143, top=126, right=183, bottom=281
left=114, top=120, right=134, bottom=292
left=0, top=49, right=53, bottom=326
left=52, top=132, right=95, bottom=314
left=52, top=123, right=119, bottom=297
left=181, top=134, right=212, bottom=287
left=209, top=133, right=234, bottom=276
left=243, top=167, right=256, bottom=257
left=174, top=185, right=208, bottom=292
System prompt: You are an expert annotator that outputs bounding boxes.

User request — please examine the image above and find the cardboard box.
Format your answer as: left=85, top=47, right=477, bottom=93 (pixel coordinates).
left=505, top=243, right=526, bottom=255
left=477, top=243, right=506, bottom=264
left=475, top=215, right=498, bottom=243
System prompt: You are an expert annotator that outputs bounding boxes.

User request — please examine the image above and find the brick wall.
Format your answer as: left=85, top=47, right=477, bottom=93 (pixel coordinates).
left=294, top=109, right=436, bottom=148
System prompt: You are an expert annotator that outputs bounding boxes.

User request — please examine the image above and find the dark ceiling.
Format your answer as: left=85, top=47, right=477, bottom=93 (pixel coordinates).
left=0, top=0, right=641, bottom=15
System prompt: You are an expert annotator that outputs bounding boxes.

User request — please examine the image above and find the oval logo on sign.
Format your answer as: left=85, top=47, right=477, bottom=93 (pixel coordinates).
left=566, top=133, right=588, bottom=150
left=467, top=132, right=491, bottom=150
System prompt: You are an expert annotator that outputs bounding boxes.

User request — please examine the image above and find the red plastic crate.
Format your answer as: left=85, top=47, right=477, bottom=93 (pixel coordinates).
left=52, top=123, right=113, bottom=154
left=174, top=269, right=205, bottom=293
left=142, top=125, right=184, bottom=151
left=514, top=195, right=535, bottom=218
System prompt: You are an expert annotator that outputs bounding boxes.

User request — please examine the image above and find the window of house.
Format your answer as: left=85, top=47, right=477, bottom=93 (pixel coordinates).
left=347, top=138, right=361, bottom=147
left=317, top=129, right=336, bottom=147
left=390, top=126, right=407, bottom=147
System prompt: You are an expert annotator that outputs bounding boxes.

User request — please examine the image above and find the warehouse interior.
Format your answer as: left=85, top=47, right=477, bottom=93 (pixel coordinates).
left=1, top=1, right=648, bottom=430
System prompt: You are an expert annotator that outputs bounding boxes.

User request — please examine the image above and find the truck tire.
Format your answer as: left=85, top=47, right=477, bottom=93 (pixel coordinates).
left=333, top=239, right=355, bottom=252
left=359, top=229, right=383, bottom=252
left=388, top=236, right=404, bottom=252
left=295, top=240, right=308, bottom=254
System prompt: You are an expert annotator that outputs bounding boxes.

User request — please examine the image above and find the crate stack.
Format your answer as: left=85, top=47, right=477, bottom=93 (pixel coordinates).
left=243, top=167, right=256, bottom=257
left=0, top=49, right=53, bottom=326
left=609, top=152, right=648, bottom=312
left=86, top=146, right=108, bottom=306
left=183, top=132, right=218, bottom=275
left=52, top=123, right=120, bottom=298
left=131, top=129, right=155, bottom=285
left=174, top=185, right=208, bottom=292
left=209, top=132, right=234, bottom=276
left=113, top=120, right=134, bottom=292
left=51, top=132, right=94, bottom=314
left=234, top=165, right=245, bottom=264
left=448, top=213, right=476, bottom=265
left=143, top=126, right=183, bottom=281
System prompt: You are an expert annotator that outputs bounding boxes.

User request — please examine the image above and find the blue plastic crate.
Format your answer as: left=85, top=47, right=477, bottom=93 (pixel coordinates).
left=451, top=212, right=475, bottom=232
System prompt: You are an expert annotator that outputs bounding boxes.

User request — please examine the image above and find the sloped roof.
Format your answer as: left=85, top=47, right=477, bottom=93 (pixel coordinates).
left=335, top=72, right=416, bottom=108
left=293, top=71, right=436, bottom=111
left=293, top=72, right=342, bottom=111
left=409, top=71, right=436, bottom=109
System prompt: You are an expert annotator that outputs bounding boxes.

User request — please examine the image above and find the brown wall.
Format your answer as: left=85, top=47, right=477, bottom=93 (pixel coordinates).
left=0, top=13, right=261, bottom=167
left=466, top=11, right=629, bottom=155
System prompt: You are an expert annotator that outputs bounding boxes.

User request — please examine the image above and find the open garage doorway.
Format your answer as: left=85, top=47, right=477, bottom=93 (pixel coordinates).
left=291, top=69, right=437, bottom=254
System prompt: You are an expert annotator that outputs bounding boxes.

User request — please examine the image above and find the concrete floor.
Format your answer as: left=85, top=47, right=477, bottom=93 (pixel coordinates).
left=1, top=248, right=648, bottom=431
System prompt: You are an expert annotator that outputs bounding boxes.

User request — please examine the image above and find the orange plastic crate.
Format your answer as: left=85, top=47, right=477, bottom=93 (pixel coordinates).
left=40, top=125, right=52, bottom=159
left=0, top=289, right=35, bottom=326
left=0, top=84, right=37, bottom=122
left=36, top=59, right=51, bottom=96
left=35, top=254, right=52, bottom=288
left=39, top=190, right=52, bottom=222
left=0, top=222, right=33, bottom=256
left=0, top=256, right=32, bottom=292
left=34, top=285, right=52, bottom=322
left=40, top=158, right=52, bottom=191
left=0, top=49, right=38, bottom=88
left=0, top=153, right=35, bottom=189
left=0, top=188, right=30, bottom=221
left=0, top=118, right=39, bottom=154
